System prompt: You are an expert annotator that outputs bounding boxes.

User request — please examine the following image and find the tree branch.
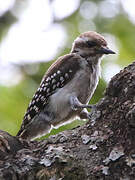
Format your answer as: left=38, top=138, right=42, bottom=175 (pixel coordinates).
left=1, top=62, right=135, bottom=180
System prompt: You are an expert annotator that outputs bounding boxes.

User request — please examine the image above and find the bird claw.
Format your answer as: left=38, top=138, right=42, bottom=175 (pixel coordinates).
left=87, top=112, right=92, bottom=120
left=86, top=105, right=97, bottom=120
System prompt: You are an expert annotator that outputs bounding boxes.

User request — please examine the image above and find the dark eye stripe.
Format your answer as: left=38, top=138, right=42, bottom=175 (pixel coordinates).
left=87, top=41, right=97, bottom=47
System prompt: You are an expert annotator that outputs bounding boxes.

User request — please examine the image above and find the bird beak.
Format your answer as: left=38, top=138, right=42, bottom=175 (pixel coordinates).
left=97, top=47, right=116, bottom=54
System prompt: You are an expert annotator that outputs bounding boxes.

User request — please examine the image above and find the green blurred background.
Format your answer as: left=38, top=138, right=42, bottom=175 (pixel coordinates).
left=0, top=0, right=135, bottom=137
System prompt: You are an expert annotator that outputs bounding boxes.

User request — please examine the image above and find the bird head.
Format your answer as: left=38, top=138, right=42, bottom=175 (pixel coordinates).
left=71, top=31, right=115, bottom=59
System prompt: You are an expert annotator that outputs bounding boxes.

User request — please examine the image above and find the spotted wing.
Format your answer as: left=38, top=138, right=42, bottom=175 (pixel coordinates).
left=17, top=53, right=81, bottom=136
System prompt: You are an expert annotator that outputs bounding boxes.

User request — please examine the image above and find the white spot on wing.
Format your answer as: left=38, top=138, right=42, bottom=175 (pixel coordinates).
left=32, top=100, right=35, bottom=104
left=34, top=105, right=39, bottom=112
left=41, top=84, right=45, bottom=88
left=39, top=94, right=41, bottom=98
left=45, top=83, right=49, bottom=86
left=52, top=79, right=56, bottom=84
left=57, top=70, right=61, bottom=74
left=41, top=96, right=45, bottom=101
left=36, top=98, right=40, bottom=102
left=60, top=76, right=64, bottom=81
left=35, top=94, right=38, bottom=98
left=39, top=88, right=42, bottom=92
left=65, top=73, right=69, bottom=78
left=44, top=87, right=46, bottom=91
left=53, top=73, right=56, bottom=77
left=46, top=77, right=51, bottom=82
left=27, top=114, right=31, bottom=120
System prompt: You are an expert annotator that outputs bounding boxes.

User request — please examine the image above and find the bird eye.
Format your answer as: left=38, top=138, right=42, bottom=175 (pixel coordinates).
left=87, top=41, right=97, bottom=47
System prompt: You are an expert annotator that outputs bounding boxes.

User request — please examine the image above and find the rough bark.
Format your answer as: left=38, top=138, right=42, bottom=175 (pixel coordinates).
left=1, top=62, right=135, bottom=180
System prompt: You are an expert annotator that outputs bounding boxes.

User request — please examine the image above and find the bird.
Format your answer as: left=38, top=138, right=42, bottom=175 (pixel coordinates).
left=17, top=31, right=115, bottom=141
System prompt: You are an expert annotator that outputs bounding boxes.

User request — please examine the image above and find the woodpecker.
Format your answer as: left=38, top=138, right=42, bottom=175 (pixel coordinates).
left=17, top=31, right=115, bottom=140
